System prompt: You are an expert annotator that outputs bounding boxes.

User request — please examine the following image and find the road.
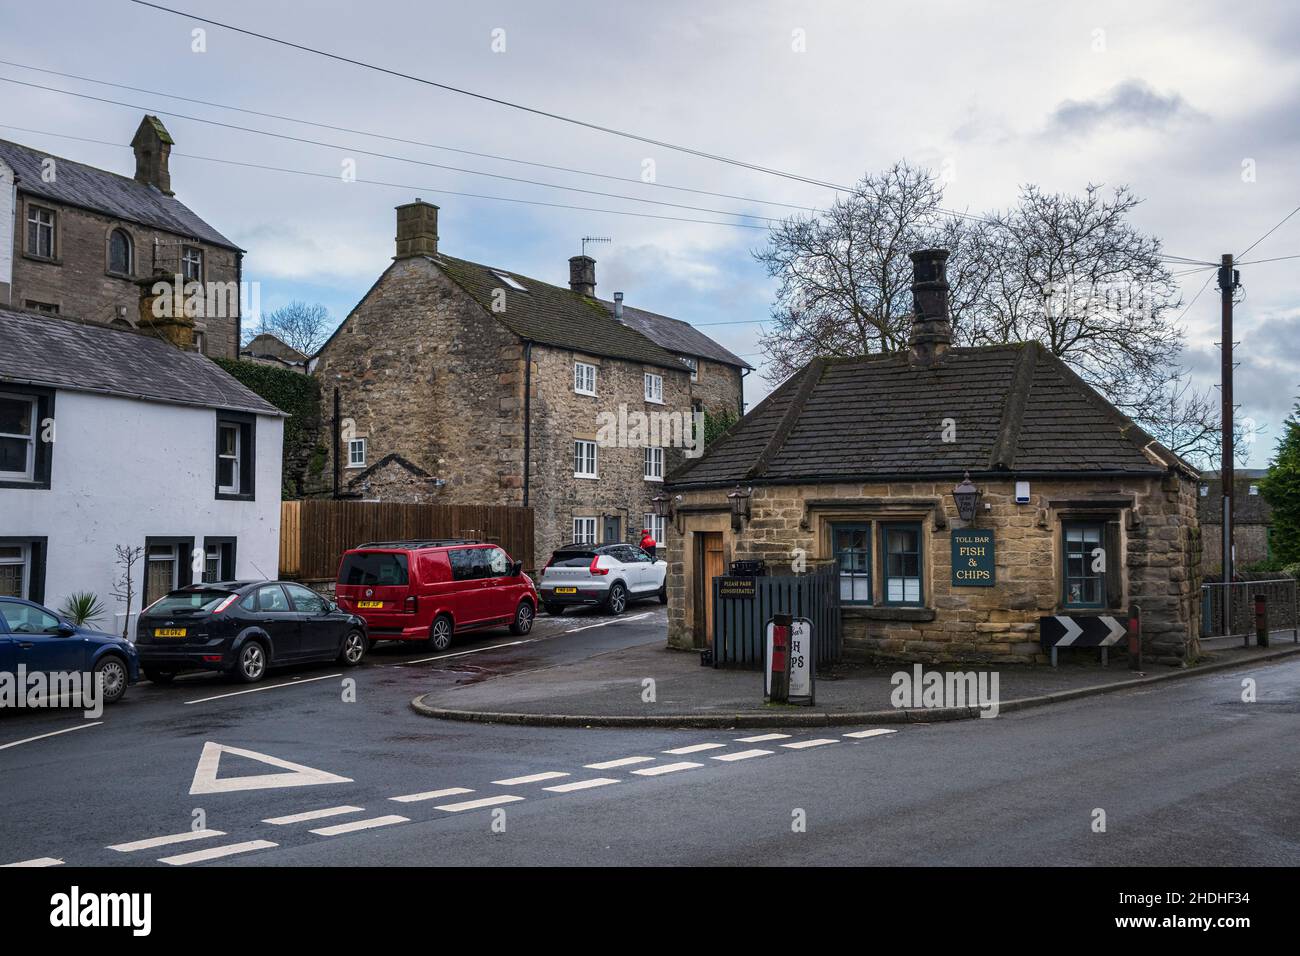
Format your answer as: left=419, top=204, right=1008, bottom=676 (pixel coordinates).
left=1, top=603, right=1297, bottom=867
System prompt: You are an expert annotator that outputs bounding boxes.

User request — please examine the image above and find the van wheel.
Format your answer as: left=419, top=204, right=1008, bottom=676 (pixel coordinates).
left=605, top=582, right=627, bottom=615
left=510, top=601, right=535, bottom=636
left=94, top=655, right=129, bottom=704
left=232, top=641, right=267, bottom=683
left=544, top=602, right=565, bottom=616
left=428, top=615, right=453, bottom=652
left=339, top=630, right=367, bottom=666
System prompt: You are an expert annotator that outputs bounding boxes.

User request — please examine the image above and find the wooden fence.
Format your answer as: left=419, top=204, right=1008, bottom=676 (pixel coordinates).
left=711, top=564, right=842, bottom=668
left=280, top=500, right=535, bottom=581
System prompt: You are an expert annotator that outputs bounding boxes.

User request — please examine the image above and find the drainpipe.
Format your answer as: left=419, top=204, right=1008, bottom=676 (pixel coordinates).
left=234, top=251, right=244, bottom=358
left=332, top=386, right=341, bottom=500
left=522, top=340, right=533, bottom=506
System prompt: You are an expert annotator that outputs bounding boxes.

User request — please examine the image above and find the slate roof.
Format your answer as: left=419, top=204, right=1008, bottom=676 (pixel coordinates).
left=610, top=301, right=751, bottom=369
left=432, top=254, right=710, bottom=371
left=669, top=341, right=1193, bottom=488
left=0, top=137, right=239, bottom=250
left=1198, top=475, right=1272, bottom=525
left=0, top=308, right=283, bottom=417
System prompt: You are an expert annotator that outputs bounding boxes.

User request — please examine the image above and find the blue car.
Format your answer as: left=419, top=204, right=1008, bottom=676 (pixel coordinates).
left=0, top=597, right=140, bottom=705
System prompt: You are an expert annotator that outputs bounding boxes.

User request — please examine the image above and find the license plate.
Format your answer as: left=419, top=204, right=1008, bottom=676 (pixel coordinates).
left=553, top=587, right=577, bottom=595
left=357, top=601, right=383, bottom=609
left=154, top=627, right=186, bottom=638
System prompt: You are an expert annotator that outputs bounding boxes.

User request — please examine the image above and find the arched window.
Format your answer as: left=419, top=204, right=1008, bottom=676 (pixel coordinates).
left=108, top=229, right=133, bottom=276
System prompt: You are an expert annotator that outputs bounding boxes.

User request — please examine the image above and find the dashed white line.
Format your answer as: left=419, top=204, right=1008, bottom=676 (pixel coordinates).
left=435, top=795, right=525, bottom=812
left=781, top=738, right=840, bottom=750
left=2, top=857, right=63, bottom=867
left=662, top=743, right=726, bottom=755
left=389, top=787, right=474, bottom=804
left=711, top=749, right=774, bottom=762
left=0, top=722, right=103, bottom=751
left=843, top=729, right=898, bottom=739
left=492, top=771, right=569, bottom=785
left=735, top=733, right=791, bottom=743
left=310, top=814, right=408, bottom=836
left=184, top=673, right=342, bottom=705
left=263, top=806, right=365, bottom=825
left=584, top=756, right=655, bottom=770
left=159, top=839, right=277, bottom=866
left=403, top=640, right=535, bottom=665
left=632, top=761, right=703, bottom=776
left=543, top=777, right=621, bottom=793
left=107, top=829, right=226, bottom=852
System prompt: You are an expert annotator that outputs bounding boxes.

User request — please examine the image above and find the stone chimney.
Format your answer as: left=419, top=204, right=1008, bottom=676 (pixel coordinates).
left=136, top=276, right=196, bottom=350
left=907, top=248, right=952, bottom=366
left=395, top=200, right=439, bottom=258
left=131, top=115, right=175, bottom=196
left=569, top=255, right=596, bottom=296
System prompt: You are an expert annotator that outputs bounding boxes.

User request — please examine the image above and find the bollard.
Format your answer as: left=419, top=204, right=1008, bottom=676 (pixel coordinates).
left=769, top=613, right=791, bottom=703
left=1127, top=604, right=1142, bottom=671
left=1255, top=594, right=1268, bottom=648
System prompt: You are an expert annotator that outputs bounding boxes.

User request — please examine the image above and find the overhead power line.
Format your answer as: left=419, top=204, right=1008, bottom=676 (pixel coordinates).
left=1237, top=204, right=1300, bottom=259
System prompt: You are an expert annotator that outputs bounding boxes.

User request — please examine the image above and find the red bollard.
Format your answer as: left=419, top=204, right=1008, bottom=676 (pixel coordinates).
left=769, top=614, right=791, bottom=703
left=1255, top=594, right=1269, bottom=648
left=1127, top=604, right=1142, bottom=671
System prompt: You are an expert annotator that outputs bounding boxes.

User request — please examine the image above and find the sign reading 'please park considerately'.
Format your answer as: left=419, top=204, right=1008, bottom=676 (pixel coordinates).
left=951, top=529, right=995, bottom=587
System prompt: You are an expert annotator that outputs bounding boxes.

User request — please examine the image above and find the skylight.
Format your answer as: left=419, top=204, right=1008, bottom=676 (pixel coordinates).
left=491, top=270, right=528, bottom=292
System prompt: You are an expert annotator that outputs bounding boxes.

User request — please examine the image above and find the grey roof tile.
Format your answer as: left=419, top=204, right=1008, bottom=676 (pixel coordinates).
left=608, top=302, right=751, bottom=369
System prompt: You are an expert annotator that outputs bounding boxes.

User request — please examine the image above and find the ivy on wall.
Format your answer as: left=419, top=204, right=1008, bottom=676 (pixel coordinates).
left=213, top=358, right=325, bottom=497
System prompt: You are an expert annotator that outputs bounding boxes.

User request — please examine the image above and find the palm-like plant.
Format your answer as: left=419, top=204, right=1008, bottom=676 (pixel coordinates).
left=59, top=591, right=107, bottom=627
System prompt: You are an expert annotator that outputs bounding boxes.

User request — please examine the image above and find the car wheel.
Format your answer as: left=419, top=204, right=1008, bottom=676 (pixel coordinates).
left=233, top=641, right=267, bottom=683
left=606, top=582, right=627, bottom=616
left=143, top=668, right=176, bottom=684
left=658, top=583, right=668, bottom=605
left=94, top=655, right=129, bottom=705
left=339, top=629, right=368, bottom=666
left=543, top=602, right=565, bottom=616
left=428, top=615, right=453, bottom=652
left=510, top=601, right=535, bottom=636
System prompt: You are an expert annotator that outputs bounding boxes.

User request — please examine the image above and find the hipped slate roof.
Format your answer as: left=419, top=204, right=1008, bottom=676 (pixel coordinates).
left=433, top=254, right=720, bottom=371
left=0, top=308, right=283, bottom=417
left=0, top=138, right=239, bottom=250
left=1198, top=477, right=1272, bottom=525
left=610, top=301, right=751, bottom=369
left=670, top=341, right=1193, bottom=488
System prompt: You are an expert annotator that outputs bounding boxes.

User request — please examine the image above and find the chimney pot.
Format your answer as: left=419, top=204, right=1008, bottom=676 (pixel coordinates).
left=908, top=248, right=953, bottom=366
left=569, top=255, right=596, bottom=296
left=613, top=291, right=624, bottom=319
left=131, top=114, right=175, bottom=196
left=395, top=200, right=439, bottom=258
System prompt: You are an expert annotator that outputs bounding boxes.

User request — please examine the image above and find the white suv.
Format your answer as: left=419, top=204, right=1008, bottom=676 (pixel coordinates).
left=538, top=543, right=667, bottom=616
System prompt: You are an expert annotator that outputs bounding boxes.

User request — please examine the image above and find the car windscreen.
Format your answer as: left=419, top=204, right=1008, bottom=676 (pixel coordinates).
left=147, top=590, right=233, bottom=614
left=338, top=552, right=410, bottom=586
left=548, top=550, right=598, bottom=568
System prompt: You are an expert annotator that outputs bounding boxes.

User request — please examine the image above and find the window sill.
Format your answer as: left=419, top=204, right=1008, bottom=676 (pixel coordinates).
left=215, top=491, right=256, bottom=502
left=105, top=271, right=135, bottom=281
left=644, top=476, right=664, bottom=483
left=22, top=253, right=62, bottom=266
left=644, top=398, right=665, bottom=406
left=0, top=477, right=50, bottom=490
left=842, top=606, right=936, bottom=623
left=574, top=474, right=599, bottom=481
left=574, top=390, right=597, bottom=398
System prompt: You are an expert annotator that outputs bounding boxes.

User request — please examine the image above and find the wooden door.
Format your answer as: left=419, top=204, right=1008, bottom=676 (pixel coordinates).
left=699, top=532, right=725, bottom=646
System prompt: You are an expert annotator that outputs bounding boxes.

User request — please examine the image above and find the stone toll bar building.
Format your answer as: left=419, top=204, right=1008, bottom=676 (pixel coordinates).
left=666, top=250, right=1202, bottom=665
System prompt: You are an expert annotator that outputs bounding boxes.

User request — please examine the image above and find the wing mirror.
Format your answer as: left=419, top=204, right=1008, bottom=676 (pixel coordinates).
left=509, top=560, right=523, bottom=578
left=57, top=623, right=77, bottom=637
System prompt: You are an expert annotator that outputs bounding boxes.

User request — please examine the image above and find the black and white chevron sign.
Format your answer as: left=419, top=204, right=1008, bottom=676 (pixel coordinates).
left=1039, top=615, right=1127, bottom=649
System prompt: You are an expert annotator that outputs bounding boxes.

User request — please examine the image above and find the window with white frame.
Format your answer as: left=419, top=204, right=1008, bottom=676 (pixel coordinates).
left=0, top=393, right=37, bottom=481
left=644, top=372, right=664, bottom=404
left=573, top=516, right=598, bottom=544
left=182, top=246, right=204, bottom=283
left=573, top=439, right=598, bottom=478
left=217, top=422, right=241, bottom=494
left=644, top=446, right=664, bottom=481
left=0, top=543, right=30, bottom=599
left=26, top=205, right=55, bottom=259
left=490, top=270, right=528, bottom=292
left=348, top=438, right=367, bottom=468
left=574, top=361, right=597, bottom=396
left=642, top=514, right=666, bottom=549
left=680, top=356, right=698, bottom=381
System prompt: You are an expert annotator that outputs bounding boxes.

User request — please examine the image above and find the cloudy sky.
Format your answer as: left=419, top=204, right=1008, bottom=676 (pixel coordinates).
left=2, top=0, right=1297, bottom=466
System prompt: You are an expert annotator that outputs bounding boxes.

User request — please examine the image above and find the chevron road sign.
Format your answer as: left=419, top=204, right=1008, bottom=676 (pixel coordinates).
left=1039, top=614, right=1128, bottom=665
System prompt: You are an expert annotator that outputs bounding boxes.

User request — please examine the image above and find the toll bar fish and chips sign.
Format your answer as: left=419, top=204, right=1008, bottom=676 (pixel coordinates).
left=951, top=529, right=995, bottom=587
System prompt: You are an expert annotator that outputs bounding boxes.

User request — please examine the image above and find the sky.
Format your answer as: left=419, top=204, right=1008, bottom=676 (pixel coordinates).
left=1, top=0, right=1297, bottom=467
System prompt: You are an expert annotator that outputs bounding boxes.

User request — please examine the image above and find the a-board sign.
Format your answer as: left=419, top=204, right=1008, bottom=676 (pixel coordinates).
left=765, top=616, right=815, bottom=706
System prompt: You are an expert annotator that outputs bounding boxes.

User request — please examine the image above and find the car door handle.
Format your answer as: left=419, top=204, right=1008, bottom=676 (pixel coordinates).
left=16, top=642, right=33, bottom=650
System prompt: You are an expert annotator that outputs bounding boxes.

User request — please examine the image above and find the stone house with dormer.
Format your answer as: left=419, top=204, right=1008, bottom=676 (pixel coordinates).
left=666, top=250, right=1202, bottom=666
left=311, top=200, right=749, bottom=566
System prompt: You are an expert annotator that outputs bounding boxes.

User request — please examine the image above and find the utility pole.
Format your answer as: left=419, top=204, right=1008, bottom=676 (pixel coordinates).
left=1218, top=254, right=1239, bottom=635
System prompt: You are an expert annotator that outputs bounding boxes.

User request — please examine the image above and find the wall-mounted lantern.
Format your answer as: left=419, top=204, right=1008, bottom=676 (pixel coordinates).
left=650, top=492, right=671, bottom=519
left=728, top=484, right=752, bottom=531
left=951, top=472, right=982, bottom=523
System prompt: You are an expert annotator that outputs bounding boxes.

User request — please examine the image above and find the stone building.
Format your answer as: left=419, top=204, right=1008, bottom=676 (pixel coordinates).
left=240, top=332, right=309, bottom=372
left=312, top=200, right=748, bottom=565
left=1198, top=469, right=1273, bottom=572
left=0, top=115, right=243, bottom=359
left=666, top=249, right=1202, bottom=665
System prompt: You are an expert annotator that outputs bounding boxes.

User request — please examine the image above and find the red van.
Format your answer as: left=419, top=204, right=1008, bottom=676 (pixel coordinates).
left=335, top=539, right=537, bottom=651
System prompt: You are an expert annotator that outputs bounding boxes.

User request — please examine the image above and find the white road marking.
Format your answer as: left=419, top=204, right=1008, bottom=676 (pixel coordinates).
left=189, top=741, right=352, bottom=795
left=843, top=729, right=898, bottom=739
left=781, top=738, right=840, bottom=750
left=0, top=721, right=102, bottom=752
left=108, top=829, right=226, bottom=852
left=309, top=814, right=408, bottom=837
left=584, top=756, right=655, bottom=770
left=435, top=795, right=525, bottom=812
left=735, top=733, right=791, bottom=742
left=565, top=611, right=654, bottom=633
left=159, top=839, right=277, bottom=866
left=2, top=857, right=63, bottom=867
left=263, top=805, right=365, bottom=825
left=543, top=777, right=621, bottom=793
left=662, top=743, right=726, bottom=755
left=632, top=761, right=703, bottom=776
left=389, top=787, right=474, bottom=804
left=711, top=749, right=774, bottom=762
left=491, top=771, right=569, bottom=785
left=184, top=673, right=342, bottom=705
left=403, top=640, right=534, bottom=665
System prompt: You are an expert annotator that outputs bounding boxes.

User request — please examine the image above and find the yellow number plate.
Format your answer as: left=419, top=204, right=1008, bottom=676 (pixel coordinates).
left=154, top=628, right=186, bottom=638
left=357, top=601, right=384, bottom=609
left=553, top=587, right=577, bottom=595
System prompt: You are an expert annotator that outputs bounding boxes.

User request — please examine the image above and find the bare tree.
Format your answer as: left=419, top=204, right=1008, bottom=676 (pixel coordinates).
left=1143, top=368, right=1260, bottom=470
left=110, top=544, right=144, bottom=639
left=245, top=301, right=334, bottom=356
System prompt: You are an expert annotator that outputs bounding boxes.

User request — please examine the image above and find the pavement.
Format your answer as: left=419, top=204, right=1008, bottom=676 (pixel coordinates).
left=411, top=621, right=1300, bottom=726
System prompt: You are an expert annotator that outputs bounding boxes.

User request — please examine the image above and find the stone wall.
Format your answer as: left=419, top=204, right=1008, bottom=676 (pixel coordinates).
left=1200, top=522, right=1270, bottom=572
left=666, top=473, right=1201, bottom=665
left=8, top=195, right=240, bottom=359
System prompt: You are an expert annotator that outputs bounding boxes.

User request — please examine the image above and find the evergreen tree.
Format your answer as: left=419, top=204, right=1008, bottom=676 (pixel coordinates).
left=1259, top=400, right=1300, bottom=567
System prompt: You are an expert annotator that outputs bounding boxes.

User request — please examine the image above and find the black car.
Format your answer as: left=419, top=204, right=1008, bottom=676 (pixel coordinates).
left=135, top=581, right=368, bottom=684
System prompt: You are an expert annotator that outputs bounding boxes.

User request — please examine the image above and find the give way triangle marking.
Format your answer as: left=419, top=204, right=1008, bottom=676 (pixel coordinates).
left=189, top=742, right=353, bottom=795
